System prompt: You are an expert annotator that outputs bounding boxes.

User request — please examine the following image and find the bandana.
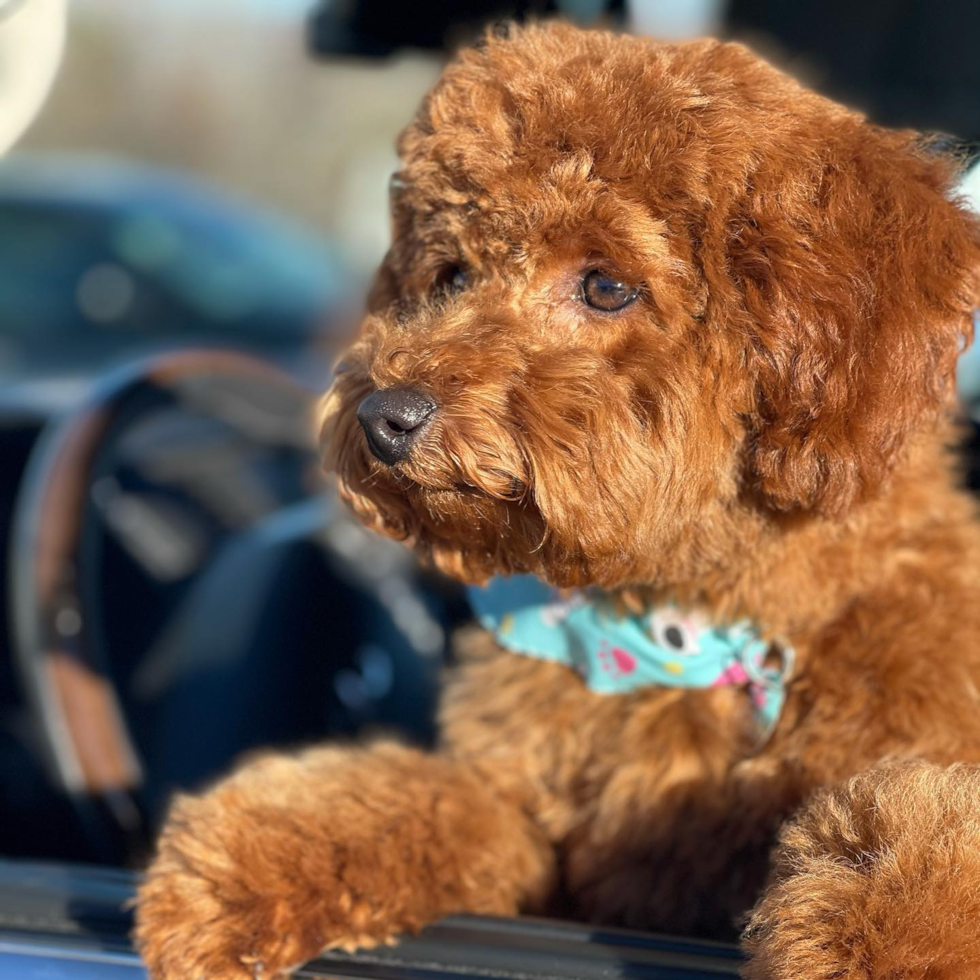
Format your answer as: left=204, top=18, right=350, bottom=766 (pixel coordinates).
left=468, top=575, right=794, bottom=740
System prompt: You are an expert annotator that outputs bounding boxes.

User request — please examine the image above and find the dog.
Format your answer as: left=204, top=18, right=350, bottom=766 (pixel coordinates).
left=136, top=21, right=980, bottom=980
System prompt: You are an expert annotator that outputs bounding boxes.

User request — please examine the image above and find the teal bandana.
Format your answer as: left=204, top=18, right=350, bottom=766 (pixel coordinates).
left=468, top=575, right=794, bottom=740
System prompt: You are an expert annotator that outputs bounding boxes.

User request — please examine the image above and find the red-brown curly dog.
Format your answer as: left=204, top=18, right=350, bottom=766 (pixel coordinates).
left=136, top=21, right=980, bottom=980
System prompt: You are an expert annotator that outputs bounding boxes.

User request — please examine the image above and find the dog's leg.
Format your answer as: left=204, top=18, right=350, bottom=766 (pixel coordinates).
left=743, top=762, right=980, bottom=979
left=135, top=741, right=556, bottom=980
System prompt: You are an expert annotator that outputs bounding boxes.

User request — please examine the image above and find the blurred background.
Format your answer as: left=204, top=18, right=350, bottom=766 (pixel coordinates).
left=1, top=0, right=979, bottom=870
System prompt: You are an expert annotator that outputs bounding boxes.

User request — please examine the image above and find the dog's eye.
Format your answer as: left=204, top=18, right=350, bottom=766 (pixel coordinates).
left=433, top=265, right=469, bottom=296
left=582, top=270, right=638, bottom=312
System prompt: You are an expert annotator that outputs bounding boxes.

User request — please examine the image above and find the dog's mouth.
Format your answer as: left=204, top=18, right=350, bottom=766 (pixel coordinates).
left=322, top=382, right=560, bottom=581
left=387, top=458, right=531, bottom=511
left=442, top=473, right=527, bottom=500
left=417, top=480, right=524, bottom=500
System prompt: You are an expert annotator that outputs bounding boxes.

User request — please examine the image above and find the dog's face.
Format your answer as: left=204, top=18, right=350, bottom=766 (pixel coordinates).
left=323, top=23, right=978, bottom=588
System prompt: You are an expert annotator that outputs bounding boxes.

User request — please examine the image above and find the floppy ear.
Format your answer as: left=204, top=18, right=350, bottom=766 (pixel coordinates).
left=730, top=124, right=980, bottom=515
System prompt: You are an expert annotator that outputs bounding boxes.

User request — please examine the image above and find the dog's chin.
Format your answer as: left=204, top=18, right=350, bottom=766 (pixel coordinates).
left=365, top=477, right=545, bottom=582
left=342, top=469, right=643, bottom=590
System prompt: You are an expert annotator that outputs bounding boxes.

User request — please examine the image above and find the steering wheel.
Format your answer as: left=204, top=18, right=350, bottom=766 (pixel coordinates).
left=8, top=349, right=446, bottom=862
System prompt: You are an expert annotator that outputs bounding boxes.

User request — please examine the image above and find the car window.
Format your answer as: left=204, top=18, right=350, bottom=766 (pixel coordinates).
left=0, top=202, right=198, bottom=341
left=109, top=203, right=341, bottom=335
left=0, top=197, right=341, bottom=369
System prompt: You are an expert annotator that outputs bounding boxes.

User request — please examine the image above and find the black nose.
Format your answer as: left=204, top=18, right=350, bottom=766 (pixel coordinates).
left=357, top=387, right=437, bottom=465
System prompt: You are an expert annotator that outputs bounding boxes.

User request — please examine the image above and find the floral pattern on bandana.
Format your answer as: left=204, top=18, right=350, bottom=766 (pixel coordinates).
left=468, top=575, right=794, bottom=739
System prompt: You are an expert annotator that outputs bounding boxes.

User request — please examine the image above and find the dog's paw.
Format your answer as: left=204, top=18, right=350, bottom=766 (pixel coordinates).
left=134, top=743, right=553, bottom=979
left=134, top=785, right=397, bottom=979
left=136, top=874, right=325, bottom=980
left=743, top=764, right=980, bottom=980
left=136, top=861, right=360, bottom=980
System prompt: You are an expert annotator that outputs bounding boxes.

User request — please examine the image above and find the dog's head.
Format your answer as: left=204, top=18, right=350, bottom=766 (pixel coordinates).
left=322, top=22, right=979, bottom=588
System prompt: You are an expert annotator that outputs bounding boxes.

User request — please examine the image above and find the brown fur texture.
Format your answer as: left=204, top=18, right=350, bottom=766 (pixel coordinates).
left=136, top=22, right=980, bottom=980
left=744, top=764, right=980, bottom=979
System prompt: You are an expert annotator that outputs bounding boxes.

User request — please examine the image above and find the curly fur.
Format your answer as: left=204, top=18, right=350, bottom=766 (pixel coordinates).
left=137, top=21, right=980, bottom=980
left=744, top=764, right=980, bottom=979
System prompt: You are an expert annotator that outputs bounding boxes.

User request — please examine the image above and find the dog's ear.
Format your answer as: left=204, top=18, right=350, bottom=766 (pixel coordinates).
left=728, top=126, right=980, bottom=515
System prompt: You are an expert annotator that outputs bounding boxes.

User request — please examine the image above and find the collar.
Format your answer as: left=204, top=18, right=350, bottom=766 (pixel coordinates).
left=468, top=575, right=794, bottom=741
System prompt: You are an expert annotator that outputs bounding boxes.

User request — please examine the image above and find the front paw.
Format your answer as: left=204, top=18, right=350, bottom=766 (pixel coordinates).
left=743, top=765, right=980, bottom=980
left=135, top=786, right=397, bottom=979
left=134, top=743, right=549, bottom=979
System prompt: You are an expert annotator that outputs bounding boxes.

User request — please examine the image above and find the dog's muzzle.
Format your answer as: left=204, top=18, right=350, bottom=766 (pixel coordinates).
left=357, top=387, right=437, bottom=465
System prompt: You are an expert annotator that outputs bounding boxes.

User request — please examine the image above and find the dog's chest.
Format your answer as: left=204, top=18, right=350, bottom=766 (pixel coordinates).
left=550, top=690, right=790, bottom=937
left=446, top=640, right=797, bottom=937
